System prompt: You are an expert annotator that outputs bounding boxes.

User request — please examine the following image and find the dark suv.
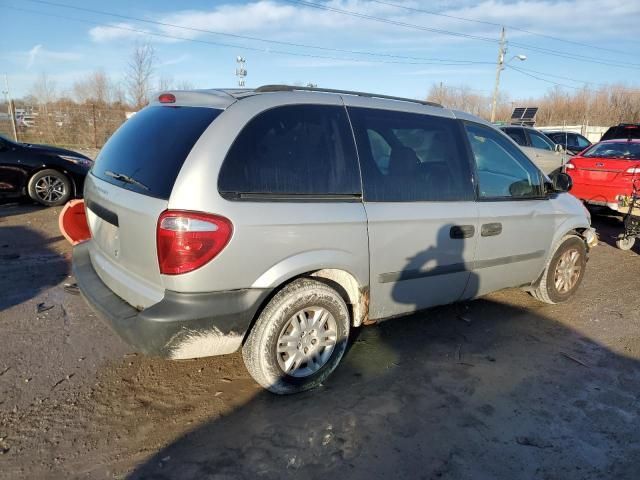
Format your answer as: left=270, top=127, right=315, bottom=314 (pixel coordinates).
left=544, top=131, right=592, bottom=155
left=600, top=124, right=640, bottom=141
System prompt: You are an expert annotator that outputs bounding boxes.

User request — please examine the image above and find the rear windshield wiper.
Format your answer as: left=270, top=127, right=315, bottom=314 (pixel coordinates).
left=104, top=170, right=149, bottom=190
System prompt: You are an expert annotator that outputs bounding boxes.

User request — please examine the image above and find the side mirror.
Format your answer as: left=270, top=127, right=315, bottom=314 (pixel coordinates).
left=554, top=143, right=563, bottom=153
left=551, top=172, right=572, bottom=192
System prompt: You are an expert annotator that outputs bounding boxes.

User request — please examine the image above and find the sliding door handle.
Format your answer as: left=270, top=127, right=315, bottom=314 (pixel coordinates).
left=481, top=222, right=502, bottom=237
left=450, top=225, right=475, bottom=239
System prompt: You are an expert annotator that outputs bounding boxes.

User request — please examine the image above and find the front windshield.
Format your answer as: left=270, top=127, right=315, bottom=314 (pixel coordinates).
left=582, top=142, right=640, bottom=160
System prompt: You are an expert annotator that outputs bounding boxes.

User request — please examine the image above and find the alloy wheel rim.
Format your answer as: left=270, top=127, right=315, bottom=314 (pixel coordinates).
left=276, top=307, right=338, bottom=378
left=35, top=175, right=65, bottom=202
left=554, top=248, right=581, bottom=294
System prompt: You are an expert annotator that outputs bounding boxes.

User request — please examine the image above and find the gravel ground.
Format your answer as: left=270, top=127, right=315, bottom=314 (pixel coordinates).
left=1, top=201, right=639, bottom=479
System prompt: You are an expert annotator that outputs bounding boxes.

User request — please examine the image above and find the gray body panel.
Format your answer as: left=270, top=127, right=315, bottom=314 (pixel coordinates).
left=366, top=202, right=478, bottom=320
left=520, top=145, right=566, bottom=175
left=84, top=175, right=167, bottom=309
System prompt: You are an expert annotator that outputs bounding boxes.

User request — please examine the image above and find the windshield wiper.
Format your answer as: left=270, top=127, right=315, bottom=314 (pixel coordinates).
left=105, top=170, right=149, bottom=190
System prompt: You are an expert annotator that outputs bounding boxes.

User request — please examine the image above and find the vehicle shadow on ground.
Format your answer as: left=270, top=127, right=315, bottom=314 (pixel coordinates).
left=127, top=296, right=640, bottom=480
left=126, top=228, right=640, bottom=479
left=0, top=200, right=46, bottom=219
left=0, top=225, right=68, bottom=311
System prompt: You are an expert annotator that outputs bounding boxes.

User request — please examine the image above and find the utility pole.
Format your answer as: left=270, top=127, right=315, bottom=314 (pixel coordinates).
left=235, top=56, right=247, bottom=88
left=3, top=74, right=18, bottom=141
left=490, top=27, right=507, bottom=123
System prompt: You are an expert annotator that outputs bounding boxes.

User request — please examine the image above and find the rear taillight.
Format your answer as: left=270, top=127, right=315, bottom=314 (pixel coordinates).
left=626, top=167, right=640, bottom=174
left=157, top=210, right=232, bottom=275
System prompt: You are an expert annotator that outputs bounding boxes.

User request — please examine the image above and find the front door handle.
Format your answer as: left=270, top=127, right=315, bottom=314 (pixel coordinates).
left=481, top=222, right=502, bottom=237
left=450, top=225, right=475, bottom=239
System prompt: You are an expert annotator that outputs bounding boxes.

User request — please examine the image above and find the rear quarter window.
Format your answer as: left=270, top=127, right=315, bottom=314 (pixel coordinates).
left=218, top=104, right=361, bottom=199
left=92, top=106, right=221, bottom=199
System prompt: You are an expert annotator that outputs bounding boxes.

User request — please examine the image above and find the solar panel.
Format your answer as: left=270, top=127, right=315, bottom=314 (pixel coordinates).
left=510, top=107, right=538, bottom=126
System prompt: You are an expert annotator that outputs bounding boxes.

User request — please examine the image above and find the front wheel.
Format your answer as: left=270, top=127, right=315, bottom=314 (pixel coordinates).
left=616, top=233, right=636, bottom=251
left=532, top=235, right=587, bottom=304
left=242, top=278, right=350, bottom=395
left=27, top=169, right=72, bottom=206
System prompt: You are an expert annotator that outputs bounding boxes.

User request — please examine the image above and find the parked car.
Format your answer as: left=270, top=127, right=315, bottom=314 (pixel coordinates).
left=0, top=134, right=92, bottom=206
left=544, top=131, right=592, bottom=156
left=601, top=123, right=640, bottom=141
left=566, top=138, right=640, bottom=211
left=72, top=86, right=596, bottom=395
left=499, top=125, right=567, bottom=174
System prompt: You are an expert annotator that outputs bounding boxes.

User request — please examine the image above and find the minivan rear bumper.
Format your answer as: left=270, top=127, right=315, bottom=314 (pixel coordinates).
left=72, top=241, right=270, bottom=359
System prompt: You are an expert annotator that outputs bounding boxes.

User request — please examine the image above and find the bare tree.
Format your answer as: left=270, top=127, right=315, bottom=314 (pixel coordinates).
left=175, top=80, right=195, bottom=90
left=73, top=70, right=113, bottom=105
left=29, top=72, right=58, bottom=104
left=125, top=42, right=156, bottom=109
left=157, top=74, right=174, bottom=92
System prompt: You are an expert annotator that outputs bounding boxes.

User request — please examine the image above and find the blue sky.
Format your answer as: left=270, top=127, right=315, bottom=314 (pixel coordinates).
left=1, top=0, right=639, bottom=101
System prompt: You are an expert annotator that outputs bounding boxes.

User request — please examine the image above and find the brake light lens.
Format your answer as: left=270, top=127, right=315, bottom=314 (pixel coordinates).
left=626, top=167, right=640, bottom=174
left=158, top=93, right=176, bottom=104
left=157, top=211, right=232, bottom=275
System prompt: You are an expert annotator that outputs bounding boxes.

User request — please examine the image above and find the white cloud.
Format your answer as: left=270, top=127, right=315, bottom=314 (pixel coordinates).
left=27, top=44, right=42, bottom=69
left=25, top=44, right=83, bottom=69
left=84, top=0, right=639, bottom=63
left=89, top=22, right=154, bottom=42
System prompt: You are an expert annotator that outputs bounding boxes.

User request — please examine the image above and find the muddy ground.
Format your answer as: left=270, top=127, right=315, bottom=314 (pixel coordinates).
left=1, top=201, right=639, bottom=479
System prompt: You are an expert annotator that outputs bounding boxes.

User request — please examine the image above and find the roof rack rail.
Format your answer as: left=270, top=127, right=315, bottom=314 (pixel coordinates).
left=254, top=84, right=443, bottom=108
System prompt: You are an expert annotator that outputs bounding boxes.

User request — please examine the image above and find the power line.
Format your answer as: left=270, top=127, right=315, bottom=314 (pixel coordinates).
left=17, top=0, right=490, bottom=66
left=506, top=64, right=585, bottom=90
left=507, top=65, right=640, bottom=93
left=0, top=3, right=493, bottom=67
left=368, top=0, right=637, bottom=57
left=285, top=0, right=640, bottom=70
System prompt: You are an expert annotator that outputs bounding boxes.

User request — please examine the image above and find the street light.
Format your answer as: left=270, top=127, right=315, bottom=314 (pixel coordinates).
left=490, top=27, right=527, bottom=122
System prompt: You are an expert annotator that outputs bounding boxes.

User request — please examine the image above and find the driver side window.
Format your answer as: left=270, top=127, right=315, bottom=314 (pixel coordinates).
left=465, top=123, right=544, bottom=199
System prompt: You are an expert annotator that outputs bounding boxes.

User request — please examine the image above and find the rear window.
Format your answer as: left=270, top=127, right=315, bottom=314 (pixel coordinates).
left=582, top=142, right=640, bottom=160
left=92, top=106, right=220, bottom=199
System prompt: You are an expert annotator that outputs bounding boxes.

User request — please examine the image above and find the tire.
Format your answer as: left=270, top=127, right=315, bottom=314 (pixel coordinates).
left=242, top=278, right=350, bottom=395
left=27, top=169, right=72, bottom=207
left=532, top=235, right=587, bottom=304
left=616, top=234, right=635, bottom=251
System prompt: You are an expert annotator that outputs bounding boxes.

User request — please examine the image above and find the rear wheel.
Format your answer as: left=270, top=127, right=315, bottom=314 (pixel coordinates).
left=27, top=169, right=71, bottom=206
left=532, top=235, right=587, bottom=304
left=242, top=278, right=350, bottom=395
left=616, top=233, right=635, bottom=251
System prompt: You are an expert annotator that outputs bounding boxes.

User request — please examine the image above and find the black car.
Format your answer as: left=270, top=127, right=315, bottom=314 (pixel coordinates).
left=544, top=131, right=592, bottom=155
left=0, top=134, right=92, bottom=206
left=600, top=123, right=640, bottom=142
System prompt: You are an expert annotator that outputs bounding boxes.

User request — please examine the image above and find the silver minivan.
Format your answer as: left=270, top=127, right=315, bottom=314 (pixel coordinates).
left=73, top=85, right=597, bottom=394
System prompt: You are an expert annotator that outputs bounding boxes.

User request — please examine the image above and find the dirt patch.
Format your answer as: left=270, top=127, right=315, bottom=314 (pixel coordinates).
left=1, top=203, right=640, bottom=479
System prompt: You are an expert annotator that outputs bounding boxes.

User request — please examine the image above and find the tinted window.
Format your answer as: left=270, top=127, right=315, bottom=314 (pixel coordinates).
left=576, top=134, right=591, bottom=148
left=465, top=123, right=544, bottom=199
left=93, top=106, right=220, bottom=199
left=528, top=130, right=554, bottom=150
left=502, top=127, right=527, bottom=146
left=348, top=107, right=473, bottom=202
left=218, top=105, right=360, bottom=197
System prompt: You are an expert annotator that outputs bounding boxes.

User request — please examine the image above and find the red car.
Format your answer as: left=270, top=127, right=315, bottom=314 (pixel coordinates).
left=566, top=139, right=640, bottom=211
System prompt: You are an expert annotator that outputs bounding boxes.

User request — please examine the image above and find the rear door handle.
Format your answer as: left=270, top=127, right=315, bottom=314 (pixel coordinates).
left=450, top=225, right=475, bottom=239
left=481, top=222, right=502, bottom=237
